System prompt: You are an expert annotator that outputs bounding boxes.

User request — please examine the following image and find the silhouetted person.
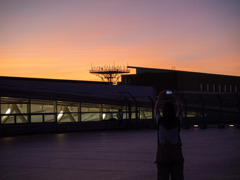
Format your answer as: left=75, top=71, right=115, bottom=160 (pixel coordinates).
left=117, top=109, right=123, bottom=120
left=155, top=91, right=184, bottom=180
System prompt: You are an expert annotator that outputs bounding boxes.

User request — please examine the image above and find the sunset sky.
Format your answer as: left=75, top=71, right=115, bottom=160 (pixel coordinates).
left=1, top=0, right=240, bottom=81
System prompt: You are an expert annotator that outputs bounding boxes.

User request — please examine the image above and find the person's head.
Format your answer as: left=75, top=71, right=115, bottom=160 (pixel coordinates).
left=163, top=101, right=176, bottom=118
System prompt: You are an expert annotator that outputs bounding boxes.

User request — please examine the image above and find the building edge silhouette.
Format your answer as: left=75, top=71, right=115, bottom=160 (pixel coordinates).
left=0, top=66, right=239, bottom=136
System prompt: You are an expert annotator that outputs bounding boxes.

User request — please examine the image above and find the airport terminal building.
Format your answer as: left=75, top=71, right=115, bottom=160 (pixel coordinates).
left=0, top=67, right=239, bottom=135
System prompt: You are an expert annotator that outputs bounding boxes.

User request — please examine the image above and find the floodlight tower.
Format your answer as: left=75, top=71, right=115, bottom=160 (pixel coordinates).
left=90, top=65, right=130, bottom=85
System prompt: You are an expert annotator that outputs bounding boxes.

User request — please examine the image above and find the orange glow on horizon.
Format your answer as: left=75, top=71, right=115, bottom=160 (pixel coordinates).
left=1, top=0, right=240, bottom=80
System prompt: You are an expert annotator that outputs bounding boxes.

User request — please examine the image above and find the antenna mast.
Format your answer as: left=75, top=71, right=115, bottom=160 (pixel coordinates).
left=90, top=64, right=130, bottom=85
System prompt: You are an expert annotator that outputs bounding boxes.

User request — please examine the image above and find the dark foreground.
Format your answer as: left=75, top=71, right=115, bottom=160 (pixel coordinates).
left=0, top=127, right=240, bottom=180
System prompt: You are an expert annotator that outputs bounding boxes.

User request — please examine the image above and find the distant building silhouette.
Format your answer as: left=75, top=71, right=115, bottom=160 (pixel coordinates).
left=0, top=66, right=239, bottom=135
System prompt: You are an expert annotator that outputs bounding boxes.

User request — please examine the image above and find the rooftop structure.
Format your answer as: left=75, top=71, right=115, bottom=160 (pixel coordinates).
left=90, top=65, right=130, bottom=84
left=124, top=66, right=240, bottom=93
left=0, top=66, right=239, bottom=136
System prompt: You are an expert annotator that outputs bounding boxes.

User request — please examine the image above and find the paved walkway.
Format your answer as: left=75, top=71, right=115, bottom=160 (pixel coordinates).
left=0, top=127, right=240, bottom=180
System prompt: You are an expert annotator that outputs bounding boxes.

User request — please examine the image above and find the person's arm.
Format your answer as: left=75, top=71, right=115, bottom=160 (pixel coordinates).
left=155, top=90, right=165, bottom=125
left=173, top=92, right=183, bottom=116
left=173, top=92, right=183, bottom=130
left=154, top=96, right=161, bottom=116
left=155, top=91, right=166, bottom=114
left=155, top=96, right=160, bottom=126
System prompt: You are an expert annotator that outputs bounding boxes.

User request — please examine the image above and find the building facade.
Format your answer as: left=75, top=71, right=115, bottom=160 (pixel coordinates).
left=0, top=67, right=239, bottom=135
left=122, top=66, right=240, bottom=128
left=0, top=76, right=154, bottom=135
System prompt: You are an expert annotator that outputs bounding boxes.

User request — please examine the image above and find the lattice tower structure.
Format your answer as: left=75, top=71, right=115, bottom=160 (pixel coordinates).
left=90, top=65, right=130, bottom=85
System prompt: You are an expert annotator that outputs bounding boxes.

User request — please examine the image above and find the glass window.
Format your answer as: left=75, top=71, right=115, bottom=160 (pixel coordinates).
left=16, top=115, right=28, bottom=123
left=1, top=97, right=28, bottom=114
left=57, top=112, right=79, bottom=123
left=140, top=107, right=152, bottom=119
left=1, top=97, right=29, bottom=124
left=102, top=112, right=116, bottom=120
left=102, top=104, right=121, bottom=112
left=31, top=115, right=43, bottom=123
left=186, top=111, right=198, bottom=118
left=31, top=99, right=55, bottom=114
left=1, top=115, right=14, bottom=124
left=57, top=101, right=79, bottom=113
left=56, top=101, right=80, bottom=123
left=44, top=115, right=55, bottom=123
left=81, top=112, right=101, bottom=121
left=131, top=108, right=136, bottom=119
left=81, top=103, right=101, bottom=112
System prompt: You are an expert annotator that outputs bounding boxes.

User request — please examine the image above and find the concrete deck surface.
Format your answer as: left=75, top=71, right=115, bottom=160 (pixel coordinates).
left=0, top=127, right=240, bottom=180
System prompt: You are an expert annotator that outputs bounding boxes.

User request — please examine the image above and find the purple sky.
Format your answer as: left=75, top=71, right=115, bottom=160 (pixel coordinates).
left=1, top=0, right=240, bottom=80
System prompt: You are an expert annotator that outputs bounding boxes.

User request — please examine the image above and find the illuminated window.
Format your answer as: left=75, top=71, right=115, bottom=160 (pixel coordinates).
left=16, top=115, right=28, bottom=124
left=81, top=103, right=101, bottom=112
left=31, top=115, right=43, bottom=123
left=81, top=113, right=102, bottom=121
left=31, top=99, right=55, bottom=123
left=57, top=101, right=79, bottom=123
left=31, top=100, right=55, bottom=113
left=139, top=107, right=152, bottom=119
left=1, top=97, right=29, bottom=124
left=81, top=103, right=101, bottom=121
